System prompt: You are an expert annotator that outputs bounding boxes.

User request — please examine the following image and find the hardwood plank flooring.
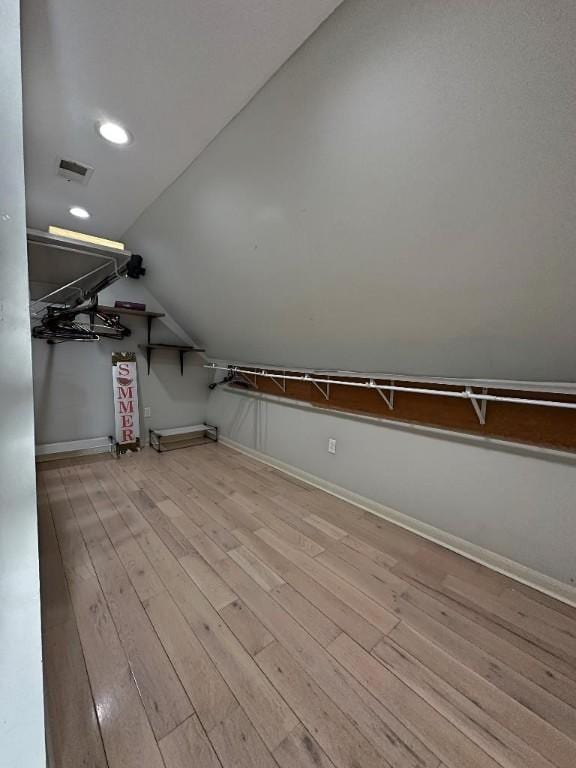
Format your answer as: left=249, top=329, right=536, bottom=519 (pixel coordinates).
left=159, top=715, right=221, bottom=768
left=274, top=723, right=338, bottom=768
left=39, top=444, right=576, bottom=768
left=144, top=589, right=238, bottom=732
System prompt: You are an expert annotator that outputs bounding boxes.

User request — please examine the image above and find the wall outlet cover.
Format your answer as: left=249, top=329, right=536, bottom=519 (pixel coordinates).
left=328, top=438, right=336, bottom=454
left=144, top=407, right=152, bottom=417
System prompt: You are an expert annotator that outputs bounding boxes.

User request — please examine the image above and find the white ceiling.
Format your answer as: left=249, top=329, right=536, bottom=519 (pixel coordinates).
left=125, top=0, right=576, bottom=380
left=21, top=0, right=343, bottom=239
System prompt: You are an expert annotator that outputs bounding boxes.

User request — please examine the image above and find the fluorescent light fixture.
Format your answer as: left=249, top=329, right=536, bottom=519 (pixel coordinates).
left=69, top=206, right=90, bottom=219
left=97, top=121, right=131, bottom=145
left=48, top=226, right=125, bottom=251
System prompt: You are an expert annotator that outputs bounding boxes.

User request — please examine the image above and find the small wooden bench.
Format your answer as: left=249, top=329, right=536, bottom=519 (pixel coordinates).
left=149, top=423, right=218, bottom=453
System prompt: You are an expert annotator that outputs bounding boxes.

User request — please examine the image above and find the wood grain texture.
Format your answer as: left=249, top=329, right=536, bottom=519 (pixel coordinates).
left=219, top=597, right=275, bottom=656
left=380, top=622, right=576, bottom=768
left=373, top=635, right=557, bottom=768
left=43, top=617, right=107, bottom=768
left=180, top=552, right=237, bottom=610
left=40, top=445, right=576, bottom=768
left=68, top=575, right=165, bottom=768
left=72, top=467, right=193, bottom=741
left=144, top=589, right=237, bottom=732
left=329, top=632, right=501, bottom=768
left=256, top=641, right=388, bottom=768
left=209, top=706, right=278, bottom=768
left=159, top=715, right=221, bottom=768
left=274, top=724, right=338, bottom=768
left=216, top=557, right=439, bottom=768
left=230, top=376, right=576, bottom=452
left=229, top=545, right=286, bottom=591
left=270, top=582, right=341, bottom=647
left=167, top=569, right=297, bottom=749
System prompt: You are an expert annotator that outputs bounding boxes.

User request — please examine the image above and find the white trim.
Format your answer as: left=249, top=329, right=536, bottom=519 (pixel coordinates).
left=220, top=435, right=576, bottom=609
left=35, top=436, right=112, bottom=457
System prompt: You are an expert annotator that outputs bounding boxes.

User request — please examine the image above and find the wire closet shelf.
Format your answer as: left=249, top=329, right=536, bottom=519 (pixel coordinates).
left=204, top=363, right=576, bottom=425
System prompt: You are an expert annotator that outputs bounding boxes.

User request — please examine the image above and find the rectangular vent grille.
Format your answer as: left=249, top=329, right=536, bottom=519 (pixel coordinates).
left=57, top=158, right=94, bottom=185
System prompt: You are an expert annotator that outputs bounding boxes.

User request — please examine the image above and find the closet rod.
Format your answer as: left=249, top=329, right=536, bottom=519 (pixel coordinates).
left=204, top=364, right=576, bottom=411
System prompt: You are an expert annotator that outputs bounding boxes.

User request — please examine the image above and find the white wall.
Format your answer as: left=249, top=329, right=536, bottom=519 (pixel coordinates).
left=0, top=0, right=46, bottom=764
left=126, top=0, right=576, bottom=380
left=208, top=387, right=576, bottom=589
left=33, top=279, right=211, bottom=447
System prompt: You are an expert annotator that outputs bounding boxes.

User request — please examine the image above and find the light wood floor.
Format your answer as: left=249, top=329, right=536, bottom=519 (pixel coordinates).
left=38, top=443, right=576, bottom=768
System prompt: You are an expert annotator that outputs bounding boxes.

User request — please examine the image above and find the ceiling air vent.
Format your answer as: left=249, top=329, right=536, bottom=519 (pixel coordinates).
left=57, top=158, right=94, bottom=185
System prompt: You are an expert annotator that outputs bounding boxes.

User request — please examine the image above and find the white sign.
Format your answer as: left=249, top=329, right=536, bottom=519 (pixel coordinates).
left=112, top=353, right=140, bottom=450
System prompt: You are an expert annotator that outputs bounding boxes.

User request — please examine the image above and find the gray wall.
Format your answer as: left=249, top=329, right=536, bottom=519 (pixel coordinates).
left=0, top=0, right=45, bottom=764
left=33, top=279, right=211, bottom=446
left=208, top=387, right=576, bottom=587
left=126, top=0, right=576, bottom=380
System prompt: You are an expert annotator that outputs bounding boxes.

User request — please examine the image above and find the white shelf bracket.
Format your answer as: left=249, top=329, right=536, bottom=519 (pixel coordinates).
left=467, top=386, right=488, bottom=424
left=371, top=379, right=394, bottom=410
left=207, top=364, right=576, bottom=413
left=270, top=369, right=286, bottom=392
left=236, top=369, right=258, bottom=389
left=305, top=374, right=330, bottom=400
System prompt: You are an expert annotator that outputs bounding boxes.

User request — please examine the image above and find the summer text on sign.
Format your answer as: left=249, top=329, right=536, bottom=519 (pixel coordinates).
left=112, top=352, right=140, bottom=452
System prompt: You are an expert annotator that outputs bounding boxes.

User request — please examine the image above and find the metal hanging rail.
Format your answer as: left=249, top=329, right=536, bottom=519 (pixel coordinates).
left=30, top=257, right=120, bottom=313
left=28, top=228, right=129, bottom=313
left=204, top=363, right=576, bottom=424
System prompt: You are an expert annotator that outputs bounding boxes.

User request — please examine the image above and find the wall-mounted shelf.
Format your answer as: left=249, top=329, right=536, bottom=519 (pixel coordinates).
left=97, top=305, right=164, bottom=319
left=97, top=305, right=165, bottom=345
left=139, top=343, right=205, bottom=375
left=206, top=363, right=576, bottom=451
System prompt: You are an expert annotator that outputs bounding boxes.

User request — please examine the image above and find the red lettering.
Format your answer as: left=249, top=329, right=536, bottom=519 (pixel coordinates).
left=115, top=363, right=137, bottom=444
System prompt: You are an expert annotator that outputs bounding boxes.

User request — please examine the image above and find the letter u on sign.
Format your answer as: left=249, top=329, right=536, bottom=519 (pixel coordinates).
left=112, top=352, right=141, bottom=452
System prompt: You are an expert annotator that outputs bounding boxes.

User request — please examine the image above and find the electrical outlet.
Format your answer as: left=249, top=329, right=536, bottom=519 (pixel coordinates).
left=144, top=407, right=151, bottom=417
left=328, top=438, right=336, bottom=454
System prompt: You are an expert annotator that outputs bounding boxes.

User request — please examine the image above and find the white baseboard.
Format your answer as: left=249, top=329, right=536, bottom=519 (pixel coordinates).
left=220, top=436, right=576, bottom=608
left=35, top=436, right=113, bottom=458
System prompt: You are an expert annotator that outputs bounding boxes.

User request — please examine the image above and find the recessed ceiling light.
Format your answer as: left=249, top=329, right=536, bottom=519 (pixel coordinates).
left=97, top=121, right=131, bottom=145
left=69, top=206, right=90, bottom=219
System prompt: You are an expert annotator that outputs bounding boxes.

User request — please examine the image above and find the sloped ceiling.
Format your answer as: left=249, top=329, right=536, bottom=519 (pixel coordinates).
left=125, top=0, right=576, bottom=381
left=21, top=0, right=344, bottom=238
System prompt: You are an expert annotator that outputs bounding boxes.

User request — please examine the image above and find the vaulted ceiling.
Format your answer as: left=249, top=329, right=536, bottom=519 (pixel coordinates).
left=21, top=0, right=343, bottom=238
left=124, top=0, right=576, bottom=380
left=22, top=0, right=576, bottom=381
